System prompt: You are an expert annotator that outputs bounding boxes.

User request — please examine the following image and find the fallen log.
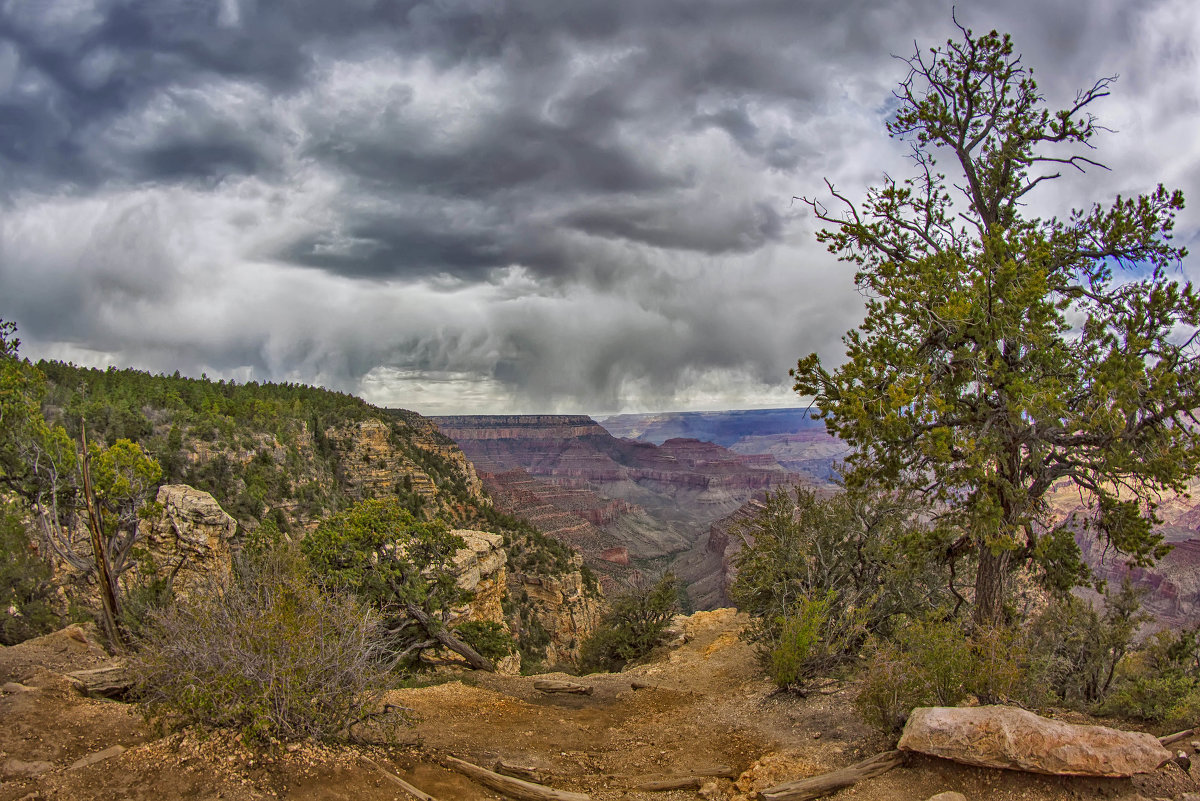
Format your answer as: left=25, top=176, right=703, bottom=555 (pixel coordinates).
left=67, top=664, right=132, bottom=699
left=1160, top=727, right=1198, bottom=747
left=758, top=750, right=906, bottom=801
left=494, top=758, right=552, bottom=784
left=359, top=755, right=440, bottom=801
left=636, top=765, right=737, bottom=790
left=443, top=754, right=591, bottom=801
left=534, top=680, right=594, bottom=696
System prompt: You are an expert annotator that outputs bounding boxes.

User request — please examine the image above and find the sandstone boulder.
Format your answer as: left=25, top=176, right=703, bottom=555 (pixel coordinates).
left=137, top=484, right=236, bottom=597
left=898, top=706, right=1170, bottom=777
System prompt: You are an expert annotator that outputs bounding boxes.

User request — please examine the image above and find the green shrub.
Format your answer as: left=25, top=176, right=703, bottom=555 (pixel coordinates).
left=1026, top=581, right=1148, bottom=705
left=731, top=484, right=951, bottom=691
left=130, top=545, right=396, bottom=743
left=1102, top=672, right=1196, bottom=723
left=768, top=591, right=865, bottom=690
left=580, top=573, right=679, bottom=673
left=854, top=616, right=1040, bottom=733
left=0, top=502, right=62, bottom=645
left=455, top=620, right=516, bottom=663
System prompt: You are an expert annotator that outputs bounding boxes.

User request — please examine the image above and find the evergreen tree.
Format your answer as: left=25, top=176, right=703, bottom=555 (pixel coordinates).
left=793, top=21, right=1200, bottom=626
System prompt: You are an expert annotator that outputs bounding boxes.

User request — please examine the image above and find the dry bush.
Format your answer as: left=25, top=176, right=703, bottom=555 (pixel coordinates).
left=130, top=544, right=398, bottom=743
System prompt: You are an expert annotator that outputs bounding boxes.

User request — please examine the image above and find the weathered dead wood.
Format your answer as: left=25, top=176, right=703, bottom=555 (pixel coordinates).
left=68, top=744, right=127, bottom=771
left=636, top=765, right=737, bottom=790
left=67, top=664, right=132, bottom=699
left=494, top=759, right=553, bottom=784
left=359, top=755, right=440, bottom=801
left=758, top=750, right=906, bottom=801
left=1160, top=727, right=1198, bottom=747
left=443, top=754, right=591, bottom=801
left=534, top=679, right=594, bottom=696
left=404, top=602, right=494, bottom=672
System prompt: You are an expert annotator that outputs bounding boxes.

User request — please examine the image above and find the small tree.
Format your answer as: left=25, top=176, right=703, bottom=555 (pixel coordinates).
left=0, top=320, right=162, bottom=645
left=580, top=572, right=679, bottom=673
left=730, top=485, right=950, bottom=689
left=301, top=498, right=497, bottom=671
left=793, top=21, right=1200, bottom=626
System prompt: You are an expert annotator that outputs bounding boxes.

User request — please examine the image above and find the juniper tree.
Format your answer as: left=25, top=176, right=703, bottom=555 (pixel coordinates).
left=793, top=21, right=1200, bottom=627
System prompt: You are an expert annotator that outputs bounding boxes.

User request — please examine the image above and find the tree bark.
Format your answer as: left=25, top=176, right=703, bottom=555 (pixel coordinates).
left=80, top=427, right=127, bottom=648
left=534, top=680, right=593, bottom=695
left=758, top=750, right=906, bottom=801
left=973, top=545, right=1012, bottom=628
left=404, top=602, right=495, bottom=672
left=442, top=755, right=590, bottom=801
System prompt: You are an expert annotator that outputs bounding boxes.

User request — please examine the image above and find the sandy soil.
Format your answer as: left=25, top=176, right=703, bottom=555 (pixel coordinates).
left=1, top=612, right=1196, bottom=801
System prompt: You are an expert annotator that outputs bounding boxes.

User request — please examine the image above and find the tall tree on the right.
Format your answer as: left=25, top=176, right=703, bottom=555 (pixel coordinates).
left=793, top=20, right=1200, bottom=627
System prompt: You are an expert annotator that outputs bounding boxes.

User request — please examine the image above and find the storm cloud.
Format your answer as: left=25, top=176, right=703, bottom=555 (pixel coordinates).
left=0, top=0, right=1197, bottom=413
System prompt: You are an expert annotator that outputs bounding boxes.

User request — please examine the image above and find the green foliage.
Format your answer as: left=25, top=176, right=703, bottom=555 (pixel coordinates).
left=1096, top=623, right=1200, bottom=725
left=855, top=616, right=1040, bottom=733
left=0, top=320, right=51, bottom=496
left=730, top=485, right=950, bottom=689
left=580, top=573, right=679, bottom=673
left=1027, top=580, right=1149, bottom=704
left=303, top=498, right=466, bottom=613
left=0, top=501, right=62, bottom=645
left=792, top=22, right=1199, bottom=626
left=454, top=620, right=516, bottom=663
left=130, top=545, right=395, bottom=743
left=767, top=591, right=865, bottom=690
left=301, top=498, right=501, bottom=670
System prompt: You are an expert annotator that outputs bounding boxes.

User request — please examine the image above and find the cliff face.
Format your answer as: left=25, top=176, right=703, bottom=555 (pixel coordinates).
left=508, top=551, right=604, bottom=666
left=432, top=414, right=794, bottom=607
left=600, top=409, right=849, bottom=484
left=670, top=496, right=765, bottom=610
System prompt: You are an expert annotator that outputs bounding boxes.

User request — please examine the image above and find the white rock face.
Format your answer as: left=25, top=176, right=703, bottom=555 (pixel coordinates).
left=451, top=530, right=506, bottom=594
left=898, top=706, right=1170, bottom=777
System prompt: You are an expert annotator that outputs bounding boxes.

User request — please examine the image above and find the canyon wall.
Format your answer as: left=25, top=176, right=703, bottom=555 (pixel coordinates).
left=432, top=414, right=796, bottom=607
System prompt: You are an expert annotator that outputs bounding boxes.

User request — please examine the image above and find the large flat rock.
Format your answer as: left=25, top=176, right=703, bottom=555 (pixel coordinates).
left=898, top=706, right=1170, bottom=777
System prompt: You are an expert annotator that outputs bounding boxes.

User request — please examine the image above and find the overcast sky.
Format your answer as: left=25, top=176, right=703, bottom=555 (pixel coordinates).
left=1, top=0, right=1197, bottom=415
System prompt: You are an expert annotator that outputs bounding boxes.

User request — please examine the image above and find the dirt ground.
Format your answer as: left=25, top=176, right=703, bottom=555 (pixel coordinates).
left=2, top=612, right=1197, bottom=801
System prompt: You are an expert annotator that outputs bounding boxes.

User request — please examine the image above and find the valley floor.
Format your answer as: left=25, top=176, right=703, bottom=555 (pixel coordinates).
left=2, top=613, right=1196, bottom=800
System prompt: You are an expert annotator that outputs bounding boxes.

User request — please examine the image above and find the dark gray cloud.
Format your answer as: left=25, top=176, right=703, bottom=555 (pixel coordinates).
left=0, top=0, right=1196, bottom=413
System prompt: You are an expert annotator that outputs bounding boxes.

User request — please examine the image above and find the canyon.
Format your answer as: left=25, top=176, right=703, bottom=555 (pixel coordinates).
left=431, top=413, right=821, bottom=606
left=437, top=408, right=1200, bottom=629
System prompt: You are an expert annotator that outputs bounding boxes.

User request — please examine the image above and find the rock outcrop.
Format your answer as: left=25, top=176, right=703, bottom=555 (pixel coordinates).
left=134, top=485, right=237, bottom=597
left=452, top=530, right=508, bottom=625
left=449, top=529, right=520, bottom=674
left=898, top=706, right=1170, bottom=777
left=509, top=552, right=604, bottom=666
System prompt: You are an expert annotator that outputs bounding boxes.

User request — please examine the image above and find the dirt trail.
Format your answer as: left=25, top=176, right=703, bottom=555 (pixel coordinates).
left=2, top=613, right=1197, bottom=800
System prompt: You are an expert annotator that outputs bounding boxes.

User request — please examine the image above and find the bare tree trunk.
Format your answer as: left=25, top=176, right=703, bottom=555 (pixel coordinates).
left=404, top=602, right=495, bottom=672
left=972, top=545, right=1011, bottom=629
left=80, top=426, right=127, bottom=648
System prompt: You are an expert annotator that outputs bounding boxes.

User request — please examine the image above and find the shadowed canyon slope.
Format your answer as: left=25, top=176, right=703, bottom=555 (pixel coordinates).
left=431, top=414, right=800, bottom=603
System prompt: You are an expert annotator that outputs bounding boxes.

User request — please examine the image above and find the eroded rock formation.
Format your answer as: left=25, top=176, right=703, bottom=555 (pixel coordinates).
left=134, top=484, right=237, bottom=597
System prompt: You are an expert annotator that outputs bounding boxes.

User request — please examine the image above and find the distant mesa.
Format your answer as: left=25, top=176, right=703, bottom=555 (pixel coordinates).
left=598, top=407, right=825, bottom=446
left=599, top=408, right=848, bottom=482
